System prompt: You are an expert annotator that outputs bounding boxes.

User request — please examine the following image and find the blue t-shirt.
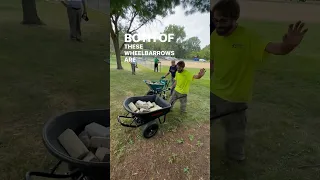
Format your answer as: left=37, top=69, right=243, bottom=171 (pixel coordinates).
left=131, top=58, right=136, bottom=65
left=169, top=65, right=177, bottom=78
left=68, top=0, right=82, bottom=8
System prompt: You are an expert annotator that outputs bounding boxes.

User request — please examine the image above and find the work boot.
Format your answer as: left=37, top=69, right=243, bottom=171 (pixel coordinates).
left=76, top=38, right=84, bottom=42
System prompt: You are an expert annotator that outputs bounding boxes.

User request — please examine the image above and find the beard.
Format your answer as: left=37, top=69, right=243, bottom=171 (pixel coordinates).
left=216, top=25, right=234, bottom=36
left=178, top=70, right=183, bottom=73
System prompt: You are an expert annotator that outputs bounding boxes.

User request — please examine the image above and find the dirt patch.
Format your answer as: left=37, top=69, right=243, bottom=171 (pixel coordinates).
left=159, top=60, right=210, bottom=69
left=240, top=0, right=320, bottom=22
left=111, top=123, right=210, bottom=180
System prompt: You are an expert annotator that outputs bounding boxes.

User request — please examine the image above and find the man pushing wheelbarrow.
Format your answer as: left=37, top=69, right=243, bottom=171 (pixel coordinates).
left=169, top=61, right=206, bottom=113
left=117, top=61, right=206, bottom=139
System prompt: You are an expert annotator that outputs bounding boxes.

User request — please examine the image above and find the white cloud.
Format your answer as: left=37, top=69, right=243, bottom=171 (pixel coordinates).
left=136, top=5, right=210, bottom=49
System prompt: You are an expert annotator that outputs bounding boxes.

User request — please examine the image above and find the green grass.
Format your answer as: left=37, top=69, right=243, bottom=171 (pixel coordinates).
left=0, top=0, right=108, bottom=179
left=110, top=55, right=210, bottom=179
left=211, top=19, right=320, bottom=180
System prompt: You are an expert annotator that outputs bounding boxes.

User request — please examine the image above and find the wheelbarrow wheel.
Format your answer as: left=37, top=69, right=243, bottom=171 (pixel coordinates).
left=146, top=90, right=154, bottom=95
left=141, top=121, right=159, bottom=138
left=68, top=164, right=91, bottom=180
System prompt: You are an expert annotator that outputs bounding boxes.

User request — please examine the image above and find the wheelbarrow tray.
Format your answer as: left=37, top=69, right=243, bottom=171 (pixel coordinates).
left=143, top=80, right=166, bottom=92
left=42, top=109, right=110, bottom=179
left=123, top=95, right=171, bottom=120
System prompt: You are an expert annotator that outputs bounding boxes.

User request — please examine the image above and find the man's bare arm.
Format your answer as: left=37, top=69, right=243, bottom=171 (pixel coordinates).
left=265, top=42, right=296, bottom=55
left=82, top=0, right=88, bottom=13
left=265, top=21, right=308, bottom=55
left=171, top=81, right=176, bottom=89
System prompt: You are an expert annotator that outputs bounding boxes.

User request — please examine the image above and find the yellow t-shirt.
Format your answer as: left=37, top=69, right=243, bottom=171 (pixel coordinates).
left=211, top=26, right=269, bottom=102
left=174, top=70, right=194, bottom=94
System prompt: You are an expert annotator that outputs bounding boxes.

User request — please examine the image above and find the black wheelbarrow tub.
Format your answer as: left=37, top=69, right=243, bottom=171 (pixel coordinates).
left=42, top=109, right=110, bottom=173
left=123, top=95, right=171, bottom=119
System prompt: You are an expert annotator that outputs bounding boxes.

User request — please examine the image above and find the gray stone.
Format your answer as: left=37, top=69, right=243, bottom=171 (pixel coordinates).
left=85, top=123, right=109, bottom=137
left=78, top=131, right=90, bottom=147
left=89, top=136, right=110, bottom=148
left=58, top=129, right=89, bottom=159
left=95, top=147, right=110, bottom=161
left=82, top=152, right=100, bottom=162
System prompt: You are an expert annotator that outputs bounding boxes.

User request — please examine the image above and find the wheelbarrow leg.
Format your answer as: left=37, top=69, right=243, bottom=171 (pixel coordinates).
left=25, top=169, right=80, bottom=180
left=298, top=164, right=320, bottom=169
left=50, top=160, right=62, bottom=174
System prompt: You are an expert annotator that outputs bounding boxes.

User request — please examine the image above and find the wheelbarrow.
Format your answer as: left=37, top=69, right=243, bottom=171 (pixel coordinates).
left=117, top=95, right=171, bottom=138
left=144, top=78, right=171, bottom=100
left=25, top=109, right=110, bottom=180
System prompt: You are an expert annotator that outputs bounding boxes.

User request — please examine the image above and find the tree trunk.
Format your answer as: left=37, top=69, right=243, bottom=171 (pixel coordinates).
left=111, top=35, right=123, bottom=70
left=110, top=22, right=123, bottom=70
left=21, top=0, right=44, bottom=25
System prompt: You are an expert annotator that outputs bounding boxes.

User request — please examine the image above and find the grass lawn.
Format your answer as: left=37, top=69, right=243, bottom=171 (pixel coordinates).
left=0, top=0, right=108, bottom=179
left=110, top=55, right=210, bottom=179
left=211, top=19, right=320, bottom=180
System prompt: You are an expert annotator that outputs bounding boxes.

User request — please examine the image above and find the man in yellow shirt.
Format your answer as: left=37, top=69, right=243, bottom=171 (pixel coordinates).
left=169, top=61, right=206, bottom=113
left=211, top=0, right=308, bottom=163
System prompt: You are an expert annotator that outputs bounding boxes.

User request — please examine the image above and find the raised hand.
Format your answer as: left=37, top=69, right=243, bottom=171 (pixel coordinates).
left=283, top=21, right=308, bottom=47
left=198, top=68, right=206, bottom=76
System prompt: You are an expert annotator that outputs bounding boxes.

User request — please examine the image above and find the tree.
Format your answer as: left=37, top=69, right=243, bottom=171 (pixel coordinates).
left=144, top=25, right=204, bottom=59
left=21, top=0, right=44, bottom=25
left=144, top=41, right=165, bottom=51
left=110, top=0, right=179, bottom=69
left=184, top=36, right=201, bottom=53
left=162, top=24, right=186, bottom=58
left=110, top=0, right=210, bottom=69
left=199, top=44, right=210, bottom=60
left=186, top=44, right=209, bottom=60
left=181, top=0, right=210, bottom=15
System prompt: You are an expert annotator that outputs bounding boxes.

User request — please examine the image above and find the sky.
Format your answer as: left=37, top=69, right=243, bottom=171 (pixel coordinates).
left=135, top=5, right=210, bottom=49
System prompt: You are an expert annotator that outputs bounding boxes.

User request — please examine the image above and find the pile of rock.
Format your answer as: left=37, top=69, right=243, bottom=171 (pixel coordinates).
left=58, top=122, right=109, bottom=162
left=145, top=80, right=163, bottom=85
left=128, top=100, right=162, bottom=113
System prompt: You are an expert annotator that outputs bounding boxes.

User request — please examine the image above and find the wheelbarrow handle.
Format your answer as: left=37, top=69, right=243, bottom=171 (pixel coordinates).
left=117, top=115, right=141, bottom=128
left=25, top=169, right=81, bottom=180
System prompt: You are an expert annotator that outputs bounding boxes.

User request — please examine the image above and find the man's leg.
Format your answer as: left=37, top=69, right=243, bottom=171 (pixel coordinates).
left=179, top=94, right=187, bottom=113
left=154, top=64, right=156, bottom=72
left=75, top=9, right=82, bottom=40
left=170, top=79, right=175, bottom=96
left=211, top=92, right=247, bottom=161
left=67, top=7, right=77, bottom=39
left=221, top=110, right=247, bottom=161
left=169, top=90, right=178, bottom=109
left=211, top=93, right=247, bottom=121
left=133, top=64, right=136, bottom=74
left=131, top=64, right=134, bottom=74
